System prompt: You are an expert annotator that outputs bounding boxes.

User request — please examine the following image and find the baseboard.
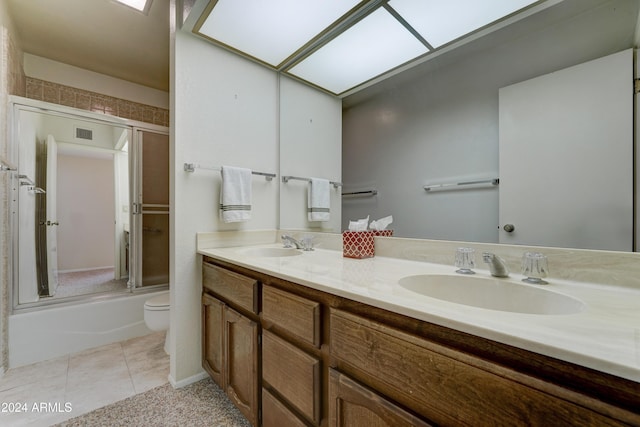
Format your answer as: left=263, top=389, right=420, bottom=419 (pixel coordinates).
left=168, top=370, right=209, bottom=389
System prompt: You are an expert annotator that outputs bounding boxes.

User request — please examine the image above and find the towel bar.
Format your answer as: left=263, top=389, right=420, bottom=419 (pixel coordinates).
left=184, top=163, right=276, bottom=181
left=0, top=157, right=16, bottom=172
left=424, top=178, right=499, bottom=192
left=282, top=175, right=342, bottom=188
left=342, top=190, right=378, bottom=197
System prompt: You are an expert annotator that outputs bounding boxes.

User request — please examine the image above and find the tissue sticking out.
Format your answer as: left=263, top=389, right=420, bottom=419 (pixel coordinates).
left=347, top=215, right=393, bottom=232
left=348, top=216, right=369, bottom=231
left=370, top=215, right=393, bottom=231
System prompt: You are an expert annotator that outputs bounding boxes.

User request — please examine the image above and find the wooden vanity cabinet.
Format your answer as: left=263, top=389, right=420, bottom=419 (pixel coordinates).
left=330, top=308, right=638, bottom=427
left=202, top=257, right=640, bottom=427
left=202, top=261, right=260, bottom=426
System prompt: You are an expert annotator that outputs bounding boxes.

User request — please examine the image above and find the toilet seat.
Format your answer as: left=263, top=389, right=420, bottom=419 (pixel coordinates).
left=144, top=293, right=170, bottom=311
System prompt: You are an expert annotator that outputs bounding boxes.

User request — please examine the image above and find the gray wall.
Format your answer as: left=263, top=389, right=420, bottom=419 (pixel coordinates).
left=341, top=0, right=638, bottom=242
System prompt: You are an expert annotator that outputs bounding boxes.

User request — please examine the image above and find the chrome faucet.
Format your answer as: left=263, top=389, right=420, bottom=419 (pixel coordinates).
left=281, top=234, right=303, bottom=249
left=482, top=252, right=510, bottom=278
left=282, top=234, right=314, bottom=251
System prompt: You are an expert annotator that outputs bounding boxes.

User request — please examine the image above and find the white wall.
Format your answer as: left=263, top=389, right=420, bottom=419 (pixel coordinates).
left=279, top=75, right=342, bottom=232
left=342, top=0, right=637, bottom=243
left=171, top=25, right=343, bottom=384
left=24, top=54, right=169, bottom=109
left=172, top=30, right=279, bottom=384
left=57, top=154, right=115, bottom=271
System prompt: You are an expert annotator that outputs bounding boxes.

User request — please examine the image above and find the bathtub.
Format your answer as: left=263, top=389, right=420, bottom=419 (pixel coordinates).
left=8, top=291, right=167, bottom=368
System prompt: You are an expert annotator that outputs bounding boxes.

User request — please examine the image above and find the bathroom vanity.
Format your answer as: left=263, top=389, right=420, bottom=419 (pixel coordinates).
left=199, top=241, right=640, bottom=427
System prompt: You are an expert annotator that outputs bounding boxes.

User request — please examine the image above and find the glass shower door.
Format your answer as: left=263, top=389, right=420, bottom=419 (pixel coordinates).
left=130, top=130, right=169, bottom=288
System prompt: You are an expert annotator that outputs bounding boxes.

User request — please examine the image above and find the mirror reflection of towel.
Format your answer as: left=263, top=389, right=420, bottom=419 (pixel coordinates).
left=308, top=178, right=330, bottom=222
left=220, top=166, right=252, bottom=223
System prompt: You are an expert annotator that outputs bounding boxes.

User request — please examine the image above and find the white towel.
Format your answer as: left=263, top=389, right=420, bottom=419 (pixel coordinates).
left=220, top=166, right=252, bottom=223
left=308, top=178, right=330, bottom=222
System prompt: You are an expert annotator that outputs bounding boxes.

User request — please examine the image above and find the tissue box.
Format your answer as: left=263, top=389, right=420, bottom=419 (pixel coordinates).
left=343, top=231, right=375, bottom=259
left=372, top=230, right=394, bottom=237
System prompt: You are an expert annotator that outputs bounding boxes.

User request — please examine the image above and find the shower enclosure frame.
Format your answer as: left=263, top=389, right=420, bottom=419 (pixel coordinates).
left=8, top=96, right=169, bottom=311
left=128, top=128, right=170, bottom=290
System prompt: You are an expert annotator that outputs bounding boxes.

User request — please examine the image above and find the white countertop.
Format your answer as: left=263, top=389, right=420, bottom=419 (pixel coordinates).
left=199, top=243, right=640, bottom=382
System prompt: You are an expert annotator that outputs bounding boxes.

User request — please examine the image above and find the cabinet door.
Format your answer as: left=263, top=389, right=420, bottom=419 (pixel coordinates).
left=328, top=369, right=432, bottom=427
left=202, top=293, right=225, bottom=387
left=225, top=306, right=260, bottom=426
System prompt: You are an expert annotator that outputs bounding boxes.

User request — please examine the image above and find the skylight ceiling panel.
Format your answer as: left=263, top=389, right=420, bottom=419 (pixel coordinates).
left=198, top=0, right=362, bottom=68
left=287, top=7, right=429, bottom=95
left=114, top=0, right=152, bottom=13
left=389, top=0, right=539, bottom=48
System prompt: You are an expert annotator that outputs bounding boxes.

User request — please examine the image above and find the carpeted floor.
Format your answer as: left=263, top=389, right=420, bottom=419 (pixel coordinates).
left=54, top=378, right=251, bottom=427
left=53, top=268, right=128, bottom=299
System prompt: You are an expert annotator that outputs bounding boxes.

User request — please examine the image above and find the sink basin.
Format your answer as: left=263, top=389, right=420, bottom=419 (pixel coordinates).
left=242, top=247, right=302, bottom=257
left=398, top=275, right=585, bottom=315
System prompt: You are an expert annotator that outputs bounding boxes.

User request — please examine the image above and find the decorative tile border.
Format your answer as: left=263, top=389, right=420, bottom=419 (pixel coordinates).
left=25, top=77, right=169, bottom=127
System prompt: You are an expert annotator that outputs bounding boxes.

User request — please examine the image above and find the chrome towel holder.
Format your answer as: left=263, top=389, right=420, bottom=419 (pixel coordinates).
left=281, top=175, right=342, bottom=189
left=183, top=163, right=276, bottom=181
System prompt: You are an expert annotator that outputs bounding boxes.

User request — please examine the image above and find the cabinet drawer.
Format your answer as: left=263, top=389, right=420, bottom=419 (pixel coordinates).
left=262, top=388, right=309, bottom=427
left=262, top=285, right=321, bottom=347
left=203, top=262, right=258, bottom=314
left=263, top=330, right=321, bottom=424
left=330, top=309, right=623, bottom=427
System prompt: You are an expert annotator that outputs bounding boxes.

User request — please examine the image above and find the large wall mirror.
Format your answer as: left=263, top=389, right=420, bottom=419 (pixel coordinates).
left=340, top=0, right=639, bottom=252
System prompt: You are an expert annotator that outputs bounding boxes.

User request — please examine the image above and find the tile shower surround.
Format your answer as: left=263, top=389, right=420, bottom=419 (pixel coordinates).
left=26, top=77, right=169, bottom=127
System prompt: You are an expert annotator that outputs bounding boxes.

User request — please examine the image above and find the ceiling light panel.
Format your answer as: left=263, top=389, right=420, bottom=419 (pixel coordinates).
left=198, top=0, right=362, bottom=67
left=389, top=0, right=538, bottom=48
left=287, top=8, right=429, bottom=95
left=114, top=0, right=151, bottom=13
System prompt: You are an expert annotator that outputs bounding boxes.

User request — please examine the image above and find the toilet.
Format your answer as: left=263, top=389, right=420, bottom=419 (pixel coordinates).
left=143, top=292, right=170, bottom=354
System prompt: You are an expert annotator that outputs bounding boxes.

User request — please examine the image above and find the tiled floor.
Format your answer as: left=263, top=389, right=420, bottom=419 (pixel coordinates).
left=0, top=332, right=169, bottom=427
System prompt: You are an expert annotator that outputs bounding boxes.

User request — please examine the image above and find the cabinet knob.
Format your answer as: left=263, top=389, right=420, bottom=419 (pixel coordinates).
left=503, top=224, right=515, bottom=233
